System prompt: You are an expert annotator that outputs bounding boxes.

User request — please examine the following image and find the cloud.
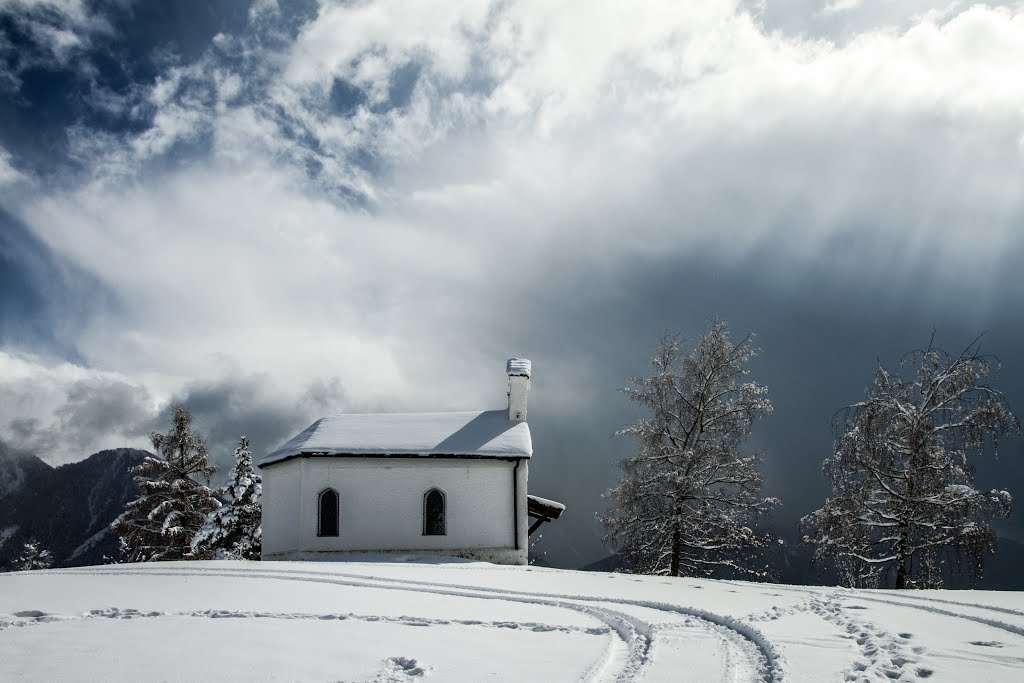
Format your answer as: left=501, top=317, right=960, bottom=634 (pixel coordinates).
left=0, top=149, right=26, bottom=187
left=165, top=372, right=349, bottom=471
left=748, top=1, right=1018, bottom=43
left=822, top=0, right=864, bottom=14
left=0, top=349, right=352, bottom=472
left=0, top=350, right=155, bottom=463
left=0, top=0, right=112, bottom=78
left=4, top=0, right=1024, bottom=424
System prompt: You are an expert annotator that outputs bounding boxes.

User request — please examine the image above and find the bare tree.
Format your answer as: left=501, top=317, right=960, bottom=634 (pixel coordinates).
left=112, top=404, right=220, bottom=562
left=601, top=319, right=777, bottom=577
left=802, top=335, right=1020, bottom=589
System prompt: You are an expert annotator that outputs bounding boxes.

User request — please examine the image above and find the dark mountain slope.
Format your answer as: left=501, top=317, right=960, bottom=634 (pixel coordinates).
left=0, top=446, right=147, bottom=568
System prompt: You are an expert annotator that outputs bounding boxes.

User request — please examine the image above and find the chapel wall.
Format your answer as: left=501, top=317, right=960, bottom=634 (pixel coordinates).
left=260, top=457, right=303, bottom=555
left=261, top=457, right=527, bottom=564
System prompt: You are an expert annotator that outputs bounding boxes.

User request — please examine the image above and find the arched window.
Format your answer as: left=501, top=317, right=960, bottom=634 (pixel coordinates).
left=318, top=488, right=339, bottom=537
left=423, top=488, right=446, bottom=536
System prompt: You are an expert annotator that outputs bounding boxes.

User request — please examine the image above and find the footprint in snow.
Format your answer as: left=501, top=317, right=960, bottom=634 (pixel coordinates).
left=10, top=609, right=66, bottom=625
left=381, top=656, right=429, bottom=679
left=969, top=641, right=1005, bottom=648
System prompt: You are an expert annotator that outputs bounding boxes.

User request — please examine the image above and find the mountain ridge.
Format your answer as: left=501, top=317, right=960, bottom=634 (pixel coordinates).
left=0, top=445, right=147, bottom=568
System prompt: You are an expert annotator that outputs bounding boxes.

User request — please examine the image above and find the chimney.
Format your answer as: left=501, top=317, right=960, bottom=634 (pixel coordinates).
left=506, top=358, right=531, bottom=422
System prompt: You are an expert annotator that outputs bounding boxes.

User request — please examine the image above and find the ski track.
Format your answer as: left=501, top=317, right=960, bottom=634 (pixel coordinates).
left=5, top=601, right=630, bottom=683
left=252, top=565, right=775, bottom=680
left=38, top=568, right=649, bottom=683
left=804, top=588, right=1024, bottom=681
left=225, top=566, right=776, bottom=681
left=725, top=578, right=1024, bottom=639
left=861, top=591, right=1024, bottom=620
left=832, top=592, right=1024, bottom=640
left=18, top=565, right=1024, bottom=682
left=39, top=565, right=778, bottom=682
left=161, top=565, right=776, bottom=681
left=2, top=604, right=612, bottom=636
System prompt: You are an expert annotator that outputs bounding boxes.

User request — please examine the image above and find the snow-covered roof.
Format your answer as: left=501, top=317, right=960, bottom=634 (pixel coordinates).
left=506, top=358, right=531, bottom=378
left=259, top=410, right=532, bottom=467
left=527, top=495, right=565, bottom=521
left=526, top=495, right=565, bottom=512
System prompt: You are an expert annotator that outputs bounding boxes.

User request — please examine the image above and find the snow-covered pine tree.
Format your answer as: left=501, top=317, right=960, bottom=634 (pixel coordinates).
left=12, top=539, right=53, bottom=571
left=111, top=404, right=220, bottom=562
left=801, top=335, right=1020, bottom=589
left=601, top=319, right=778, bottom=577
left=191, top=436, right=262, bottom=560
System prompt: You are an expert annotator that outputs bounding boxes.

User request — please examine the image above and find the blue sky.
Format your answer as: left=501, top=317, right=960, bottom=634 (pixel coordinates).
left=2, top=0, right=1024, bottom=566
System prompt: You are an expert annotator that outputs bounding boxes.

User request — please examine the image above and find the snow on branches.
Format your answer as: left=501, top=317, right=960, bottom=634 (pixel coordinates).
left=802, top=335, right=1021, bottom=589
left=191, top=436, right=262, bottom=560
left=111, top=405, right=220, bottom=562
left=601, top=319, right=778, bottom=578
left=12, top=539, right=53, bottom=571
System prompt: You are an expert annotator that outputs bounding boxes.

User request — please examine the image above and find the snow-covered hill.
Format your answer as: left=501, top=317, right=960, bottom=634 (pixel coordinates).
left=2, top=559, right=1023, bottom=682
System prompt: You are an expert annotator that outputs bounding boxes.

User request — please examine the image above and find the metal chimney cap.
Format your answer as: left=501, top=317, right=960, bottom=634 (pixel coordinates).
left=506, top=358, right=532, bottom=378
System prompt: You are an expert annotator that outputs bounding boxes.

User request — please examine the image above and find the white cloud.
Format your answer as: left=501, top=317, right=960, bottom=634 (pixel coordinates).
left=282, top=0, right=492, bottom=89
left=0, top=0, right=112, bottom=68
left=0, top=148, right=25, bottom=187
left=0, top=350, right=156, bottom=462
left=20, top=162, right=494, bottom=412
left=822, top=0, right=864, bottom=14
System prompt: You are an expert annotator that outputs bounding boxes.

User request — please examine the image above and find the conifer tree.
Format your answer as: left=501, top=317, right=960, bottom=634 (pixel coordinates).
left=602, top=319, right=777, bottom=577
left=192, top=436, right=262, bottom=560
left=12, top=539, right=53, bottom=571
left=111, top=404, right=220, bottom=561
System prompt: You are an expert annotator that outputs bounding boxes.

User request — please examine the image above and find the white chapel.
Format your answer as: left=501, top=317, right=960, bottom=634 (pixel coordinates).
left=258, top=358, right=563, bottom=564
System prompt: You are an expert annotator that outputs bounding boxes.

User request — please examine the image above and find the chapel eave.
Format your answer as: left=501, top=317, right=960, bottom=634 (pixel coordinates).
left=257, top=451, right=532, bottom=469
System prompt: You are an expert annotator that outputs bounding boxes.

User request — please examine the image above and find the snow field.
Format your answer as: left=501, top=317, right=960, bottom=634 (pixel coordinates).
left=2, top=560, right=1024, bottom=682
